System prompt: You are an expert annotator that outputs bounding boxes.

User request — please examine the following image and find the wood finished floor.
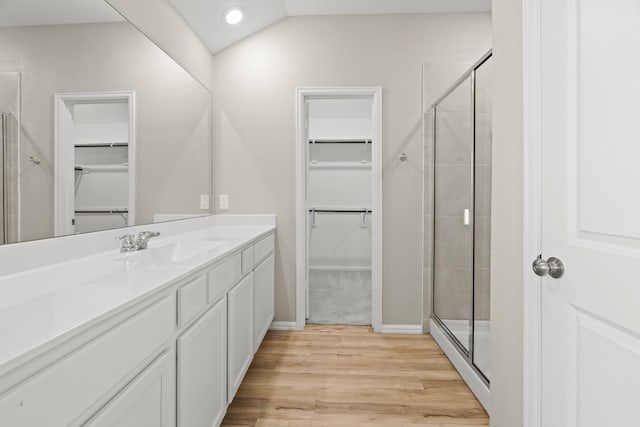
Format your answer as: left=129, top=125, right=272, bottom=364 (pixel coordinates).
left=221, top=325, right=489, bottom=427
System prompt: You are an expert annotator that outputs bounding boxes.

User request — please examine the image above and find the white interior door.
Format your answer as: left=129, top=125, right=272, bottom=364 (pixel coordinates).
left=539, top=0, right=640, bottom=426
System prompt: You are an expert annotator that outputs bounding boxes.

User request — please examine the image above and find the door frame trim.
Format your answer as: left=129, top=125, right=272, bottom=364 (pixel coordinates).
left=54, top=91, right=136, bottom=236
left=294, top=86, right=383, bottom=331
left=523, top=0, right=542, bottom=425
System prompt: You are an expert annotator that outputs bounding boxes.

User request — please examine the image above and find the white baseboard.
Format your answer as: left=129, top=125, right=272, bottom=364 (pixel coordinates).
left=430, top=319, right=490, bottom=412
left=379, top=324, right=423, bottom=334
left=270, top=322, right=423, bottom=334
left=269, top=321, right=298, bottom=331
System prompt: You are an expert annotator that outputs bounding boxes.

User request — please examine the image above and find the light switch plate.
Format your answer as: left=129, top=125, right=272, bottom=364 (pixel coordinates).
left=200, top=194, right=210, bottom=210
left=219, top=194, right=229, bottom=210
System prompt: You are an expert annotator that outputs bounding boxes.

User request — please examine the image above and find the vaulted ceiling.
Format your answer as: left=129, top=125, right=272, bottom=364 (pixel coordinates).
left=169, top=0, right=492, bottom=54
left=0, top=0, right=123, bottom=28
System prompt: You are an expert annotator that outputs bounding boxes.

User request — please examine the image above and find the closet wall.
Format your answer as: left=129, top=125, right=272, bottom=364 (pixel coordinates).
left=307, top=98, right=373, bottom=325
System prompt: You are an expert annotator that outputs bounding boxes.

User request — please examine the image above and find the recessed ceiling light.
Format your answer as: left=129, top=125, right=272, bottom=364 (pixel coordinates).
left=225, top=7, right=243, bottom=25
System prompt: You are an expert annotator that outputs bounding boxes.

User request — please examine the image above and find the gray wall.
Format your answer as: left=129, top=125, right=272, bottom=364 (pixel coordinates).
left=491, top=0, right=524, bottom=425
left=212, top=13, right=491, bottom=324
left=0, top=22, right=211, bottom=242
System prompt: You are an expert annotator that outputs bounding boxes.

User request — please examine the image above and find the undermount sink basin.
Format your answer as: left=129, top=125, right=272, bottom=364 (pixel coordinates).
left=115, top=240, right=227, bottom=267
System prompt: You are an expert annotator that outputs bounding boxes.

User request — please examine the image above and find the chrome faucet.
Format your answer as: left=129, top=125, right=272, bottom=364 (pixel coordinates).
left=118, top=231, right=160, bottom=252
left=134, top=231, right=160, bottom=250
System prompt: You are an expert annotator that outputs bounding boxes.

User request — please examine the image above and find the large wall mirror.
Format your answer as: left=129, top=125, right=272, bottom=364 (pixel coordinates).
left=0, top=0, right=212, bottom=245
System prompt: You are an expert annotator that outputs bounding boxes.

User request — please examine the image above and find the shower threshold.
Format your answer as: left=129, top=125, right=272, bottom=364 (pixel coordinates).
left=430, top=318, right=490, bottom=411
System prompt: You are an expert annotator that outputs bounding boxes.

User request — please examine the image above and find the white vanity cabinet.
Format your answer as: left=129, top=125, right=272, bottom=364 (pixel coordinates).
left=0, top=228, right=275, bottom=427
left=177, top=297, right=227, bottom=427
left=175, top=230, right=275, bottom=425
left=85, top=350, right=175, bottom=427
left=254, top=253, right=275, bottom=352
left=227, top=272, right=255, bottom=402
left=0, top=296, right=175, bottom=427
left=226, top=233, right=275, bottom=400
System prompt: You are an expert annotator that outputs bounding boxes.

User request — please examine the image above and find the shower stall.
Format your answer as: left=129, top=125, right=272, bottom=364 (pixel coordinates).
left=424, top=51, right=492, bottom=408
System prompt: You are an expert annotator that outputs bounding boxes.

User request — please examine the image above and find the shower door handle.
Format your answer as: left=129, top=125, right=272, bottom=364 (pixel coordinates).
left=532, top=255, right=565, bottom=279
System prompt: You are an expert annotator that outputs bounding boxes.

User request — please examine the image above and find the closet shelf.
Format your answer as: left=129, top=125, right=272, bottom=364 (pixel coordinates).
left=74, top=142, right=128, bottom=148
left=75, top=208, right=128, bottom=214
left=308, top=161, right=371, bottom=169
left=308, top=265, right=372, bottom=271
left=308, top=207, right=372, bottom=213
left=308, top=139, right=371, bottom=144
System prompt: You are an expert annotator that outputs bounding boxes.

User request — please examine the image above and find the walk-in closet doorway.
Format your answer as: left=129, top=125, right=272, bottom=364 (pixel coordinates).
left=295, top=87, right=382, bottom=331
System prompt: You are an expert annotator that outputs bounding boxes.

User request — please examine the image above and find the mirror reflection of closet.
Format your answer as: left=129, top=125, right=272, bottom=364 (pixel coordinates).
left=55, top=93, right=134, bottom=235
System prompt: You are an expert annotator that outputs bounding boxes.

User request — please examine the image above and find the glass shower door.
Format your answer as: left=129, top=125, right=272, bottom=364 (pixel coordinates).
left=473, top=56, right=492, bottom=380
left=1, top=113, right=5, bottom=244
left=432, top=76, right=474, bottom=353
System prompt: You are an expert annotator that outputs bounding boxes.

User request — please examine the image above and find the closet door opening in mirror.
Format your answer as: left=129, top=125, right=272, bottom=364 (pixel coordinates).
left=54, top=92, right=135, bottom=236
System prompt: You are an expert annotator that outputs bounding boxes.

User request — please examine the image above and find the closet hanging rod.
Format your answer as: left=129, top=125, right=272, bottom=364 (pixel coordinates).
left=74, top=208, right=129, bottom=214
left=308, top=139, right=371, bottom=144
left=74, top=164, right=128, bottom=173
left=75, top=142, right=128, bottom=148
left=308, top=208, right=372, bottom=213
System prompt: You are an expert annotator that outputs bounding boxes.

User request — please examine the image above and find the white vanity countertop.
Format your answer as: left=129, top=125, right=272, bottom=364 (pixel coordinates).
left=0, top=218, right=275, bottom=377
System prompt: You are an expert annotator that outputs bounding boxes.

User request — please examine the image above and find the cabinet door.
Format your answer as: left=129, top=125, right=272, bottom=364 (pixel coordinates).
left=85, top=350, right=175, bottom=427
left=177, top=297, right=227, bottom=427
left=0, top=297, right=174, bottom=427
left=227, top=273, right=254, bottom=402
left=254, top=253, right=275, bottom=352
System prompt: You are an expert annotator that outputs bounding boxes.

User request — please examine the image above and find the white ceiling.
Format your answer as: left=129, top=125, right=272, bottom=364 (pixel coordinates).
left=0, top=0, right=123, bottom=28
left=170, top=0, right=492, bottom=54
left=0, top=0, right=491, bottom=50
left=170, top=0, right=287, bottom=55
left=285, top=0, right=492, bottom=16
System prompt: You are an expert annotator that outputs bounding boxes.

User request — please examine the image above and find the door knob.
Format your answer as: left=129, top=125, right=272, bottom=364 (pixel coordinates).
left=532, top=255, right=564, bottom=279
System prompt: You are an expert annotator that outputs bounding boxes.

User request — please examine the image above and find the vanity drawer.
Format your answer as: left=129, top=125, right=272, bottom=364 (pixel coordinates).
left=177, top=275, right=207, bottom=327
left=241, top=246, right=255, bottom=275
left=208, top=253, right=242, bottom=303
left=254, top=234, right=274, bottom=264
left=0, top=296, right=174, bottom=426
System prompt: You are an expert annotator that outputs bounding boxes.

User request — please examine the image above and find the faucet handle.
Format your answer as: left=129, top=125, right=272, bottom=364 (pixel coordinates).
left=137, top=231, right=160, bottom=239
left=135, top=231, right=160, bottom=250
left=118, top=234, right=136, bottom=252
